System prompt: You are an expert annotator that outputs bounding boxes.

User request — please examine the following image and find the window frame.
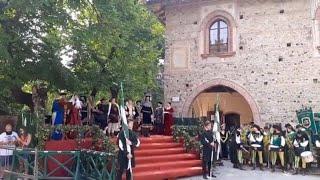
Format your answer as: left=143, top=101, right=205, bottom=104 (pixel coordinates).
left=209, top=20, right=229, bottom=54
left=200, top=10, right=236, bottom=59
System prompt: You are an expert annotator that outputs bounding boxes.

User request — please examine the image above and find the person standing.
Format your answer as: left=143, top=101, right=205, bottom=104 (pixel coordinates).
left=284, top=123, right=296, bottom=171
left=229, top=126, right=238, bottom=168
left=293, top=124, right=309, bottom=175
left=51, top=90, right=67, bottom=126
left=125, top=99, right=137, bottom=120
left=235, top=127, right=245, bottom=170
left=270, top=125, right=286, bottom=172
left=94, top=98, right=108, bottom=129
left=17, top=126, right=32, bottom=176
left=249, top=124, right=264, bottom=170
left=117, top=120, right=140, bottom=180
left=0, top=124, right=18, bottom=179
left=69, top=95, right=82, bottom=125
left=220, top=124, right=229, bottom=159
left=262, top=126, right=271, bottom=168
left=154, top=102, right=164, bottom=135
left=106, top=98, right=120, bottom=137
left=200, top=121, right=216, bottom=179
left=164, top=102, right=174, bottom=136
left=141, top=95, right=153, bottom=137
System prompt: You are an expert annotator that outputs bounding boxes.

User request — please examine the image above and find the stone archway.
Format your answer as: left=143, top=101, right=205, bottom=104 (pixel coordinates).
left=182, top=78, right=262, bottom=125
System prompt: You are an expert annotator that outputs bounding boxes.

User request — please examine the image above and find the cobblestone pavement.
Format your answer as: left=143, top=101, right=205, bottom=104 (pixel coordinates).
left=179, top=161, right=319, bottom=180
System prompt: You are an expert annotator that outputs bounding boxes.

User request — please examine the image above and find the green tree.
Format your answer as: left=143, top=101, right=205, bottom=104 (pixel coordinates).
left=0, top=0, right=164, bottom=114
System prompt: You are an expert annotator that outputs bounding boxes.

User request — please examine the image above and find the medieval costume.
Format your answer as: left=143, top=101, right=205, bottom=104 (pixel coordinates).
left=249, top=125, right=264, bottom=170
left=125, top=100, right=138, bottom=120
left=200, top=124, right=216, bottom=179
left=235, top=127, right=245, bottom=170
left=269, top=125, right=285, bottom=172
left=133, top=101, right=142, bottom=132
left=107, top=100, right=120, bottom=137
left=69, top=95, right=82, bottom=125
left=293, top=125, right=309, bottom=175
left=164, top=103, right=174, bottom=136
left=51, top=91, right=67, bottom=126
left=141, top=95, right=153, bottom=137
left=315, top=135, right=320, bottom=166
left=229, top=126, right=238, bottom=168
left=95, top=99, right=108, bottom=129
left=117, top=128, right=140, bottom=180
left=154, top=102, right=164, bottom=135
left=284, top=124, right=296, bottom=170
left=262, top=126, right=271, bottom=167
left=220, top=126, right=229, bottom=159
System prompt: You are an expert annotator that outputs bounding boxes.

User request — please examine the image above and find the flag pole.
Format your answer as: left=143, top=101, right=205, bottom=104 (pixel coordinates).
left=210, top=94, right=220, bottom=179
left=119, top=82, right=133, bottom=180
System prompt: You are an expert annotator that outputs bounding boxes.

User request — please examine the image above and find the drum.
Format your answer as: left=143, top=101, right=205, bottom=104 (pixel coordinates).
left=301, top=151, right=314, bottom=163
left=251, top=144, right=261, bottom=148
left=269, top=145, right=280, bottom=151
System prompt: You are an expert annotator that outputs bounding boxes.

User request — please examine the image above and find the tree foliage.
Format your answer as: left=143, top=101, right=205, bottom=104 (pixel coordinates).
left=0, top=0, right=164, bottom=114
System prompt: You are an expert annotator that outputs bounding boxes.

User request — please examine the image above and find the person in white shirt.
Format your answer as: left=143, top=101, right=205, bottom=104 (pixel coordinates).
left=0, top=124, right=18, bottom=179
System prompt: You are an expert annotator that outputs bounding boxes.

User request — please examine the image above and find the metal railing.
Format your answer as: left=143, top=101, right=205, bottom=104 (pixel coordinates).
left=3, top=148, right=116, bottom=180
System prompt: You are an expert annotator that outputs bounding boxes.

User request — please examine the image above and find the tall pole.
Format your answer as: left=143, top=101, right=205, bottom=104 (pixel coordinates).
left=209, top=95, right=220, bottom=179
left=119, top=82, right=133, bottom=180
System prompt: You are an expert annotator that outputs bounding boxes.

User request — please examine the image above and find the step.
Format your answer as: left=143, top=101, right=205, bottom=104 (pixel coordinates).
left=138, top=142, right=182, bottom=149
left=134, top=159, right=202, bottom=173
left=139, top=136, right=174, bottom=144
left=135, top=153, right=198, bottom=164
left=135, top=147, right=185, bottom=156
left=133, top=166, right=202, bottom=180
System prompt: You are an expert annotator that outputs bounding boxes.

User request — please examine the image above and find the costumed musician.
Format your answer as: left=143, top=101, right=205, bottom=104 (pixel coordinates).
left=235, top=127, right=246, bottom=170
left=262, top=126, right=271, bottom=168
left=269, top=125, right=285, bottom=172
left=284, top=123, right=296, bottom=171
left=249, top=124, right=264, bottom=170
left=293, top=124, right=310, bottom=175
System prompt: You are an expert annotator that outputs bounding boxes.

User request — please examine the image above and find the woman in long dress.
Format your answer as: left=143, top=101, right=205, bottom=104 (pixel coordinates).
left=164, top=102, right=174, bottom=136
left=141, top=96, right=153, bottom=137
left=69, top=95, right=82, bottom=125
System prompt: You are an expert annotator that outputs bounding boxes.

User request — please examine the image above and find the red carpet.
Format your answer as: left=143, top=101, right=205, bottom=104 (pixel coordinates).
left=131, top=135, right=202, bottom=180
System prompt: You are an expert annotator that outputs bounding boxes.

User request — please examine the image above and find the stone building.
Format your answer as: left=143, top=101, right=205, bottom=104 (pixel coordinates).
left=148, top=0, right=320, bottom=128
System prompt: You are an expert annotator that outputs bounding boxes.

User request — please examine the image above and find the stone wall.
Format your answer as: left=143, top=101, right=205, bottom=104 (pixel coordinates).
left=163, top=0, right=320, bottom=126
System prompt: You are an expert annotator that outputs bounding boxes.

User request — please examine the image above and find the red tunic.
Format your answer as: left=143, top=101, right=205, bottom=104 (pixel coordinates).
left=69, top=105, right=81, bottom=125
left=164, top=107, right=174, bottom=136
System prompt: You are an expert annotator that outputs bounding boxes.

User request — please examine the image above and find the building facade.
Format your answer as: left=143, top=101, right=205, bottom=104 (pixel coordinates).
left=149, top=0, right=320, bottom=126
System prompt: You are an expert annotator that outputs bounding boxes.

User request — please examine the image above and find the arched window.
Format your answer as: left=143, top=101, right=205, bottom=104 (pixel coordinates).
left=200, top=10, right=236, bottom=58
left=209, top=20, right=228, bottom=53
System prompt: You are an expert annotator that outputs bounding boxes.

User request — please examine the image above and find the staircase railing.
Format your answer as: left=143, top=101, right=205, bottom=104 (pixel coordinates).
left=4, top=148, right=116, bottom=180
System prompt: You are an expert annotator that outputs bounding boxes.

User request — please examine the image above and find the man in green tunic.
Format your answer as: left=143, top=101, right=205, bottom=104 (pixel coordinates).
left=270, top=125, right=285, bottom=172
left=284, top=123, right=296, bottom=171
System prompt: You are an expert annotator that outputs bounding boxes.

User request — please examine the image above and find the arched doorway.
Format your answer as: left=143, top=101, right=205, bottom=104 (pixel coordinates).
left=182, top=78, right=261, bottom=125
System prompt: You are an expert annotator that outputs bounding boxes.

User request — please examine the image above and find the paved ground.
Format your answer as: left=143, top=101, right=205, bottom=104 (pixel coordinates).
left=179, top=161, right=320, bottom=180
